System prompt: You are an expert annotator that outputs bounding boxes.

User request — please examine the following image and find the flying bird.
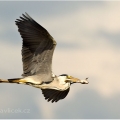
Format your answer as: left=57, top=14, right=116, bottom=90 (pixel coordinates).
left=0, top=13, right=89, bottom=103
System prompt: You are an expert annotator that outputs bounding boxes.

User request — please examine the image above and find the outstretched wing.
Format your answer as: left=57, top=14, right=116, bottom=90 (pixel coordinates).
left=41, top=88, right=70, bottom=103
left=15, top=13, right=56, bottom=82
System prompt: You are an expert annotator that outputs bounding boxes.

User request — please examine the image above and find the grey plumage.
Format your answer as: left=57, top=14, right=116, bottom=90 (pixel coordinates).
left=0, top=13, right=89, bottom=103
left=15, top=13, right=56, bottom=82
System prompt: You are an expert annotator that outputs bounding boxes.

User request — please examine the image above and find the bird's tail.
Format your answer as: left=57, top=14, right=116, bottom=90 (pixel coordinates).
left=0, top=78, right=27, bottom=84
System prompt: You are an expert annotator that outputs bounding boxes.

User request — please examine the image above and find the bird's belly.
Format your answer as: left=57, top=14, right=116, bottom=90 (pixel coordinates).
left=24, top=76, right=42, bottom=84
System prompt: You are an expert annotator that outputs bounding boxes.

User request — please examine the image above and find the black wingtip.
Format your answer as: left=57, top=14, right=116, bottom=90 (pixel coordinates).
left=41, top=88, right=70, bottom=103
left=15, top=12, right=33, bottom=24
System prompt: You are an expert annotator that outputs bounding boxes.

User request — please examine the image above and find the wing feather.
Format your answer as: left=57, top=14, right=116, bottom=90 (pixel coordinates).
left=15, top=13, right=56, bottom=82
left=41, top=88, right=70, bottom=103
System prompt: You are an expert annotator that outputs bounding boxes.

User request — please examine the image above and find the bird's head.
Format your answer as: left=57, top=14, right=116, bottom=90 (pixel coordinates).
left=59, top=74, right=89, bottom=84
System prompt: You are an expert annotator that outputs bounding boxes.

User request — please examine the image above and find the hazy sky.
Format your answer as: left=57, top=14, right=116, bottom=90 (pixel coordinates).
left=0, top=1, right=120, bottom=119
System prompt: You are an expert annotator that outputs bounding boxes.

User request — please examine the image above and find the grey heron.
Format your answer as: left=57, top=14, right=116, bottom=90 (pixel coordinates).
left=0, top=13, right=89, bottom=103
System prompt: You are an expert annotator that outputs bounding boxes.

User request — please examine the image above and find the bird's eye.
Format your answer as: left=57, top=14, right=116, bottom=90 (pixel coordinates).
left=67, top=75, right=72, bottom=79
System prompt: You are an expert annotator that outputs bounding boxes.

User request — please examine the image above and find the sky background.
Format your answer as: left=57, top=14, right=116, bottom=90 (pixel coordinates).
left=0, top=1, right=120, bottom=119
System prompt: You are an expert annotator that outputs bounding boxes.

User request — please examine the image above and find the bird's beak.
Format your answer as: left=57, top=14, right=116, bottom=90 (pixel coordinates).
left=66, top=76, right=89, bottom=84
left=70, top=77, right=81, bottom=83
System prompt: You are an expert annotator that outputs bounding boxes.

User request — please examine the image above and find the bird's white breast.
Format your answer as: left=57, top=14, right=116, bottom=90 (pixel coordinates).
left=57, top=76, right=70, bottom=90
